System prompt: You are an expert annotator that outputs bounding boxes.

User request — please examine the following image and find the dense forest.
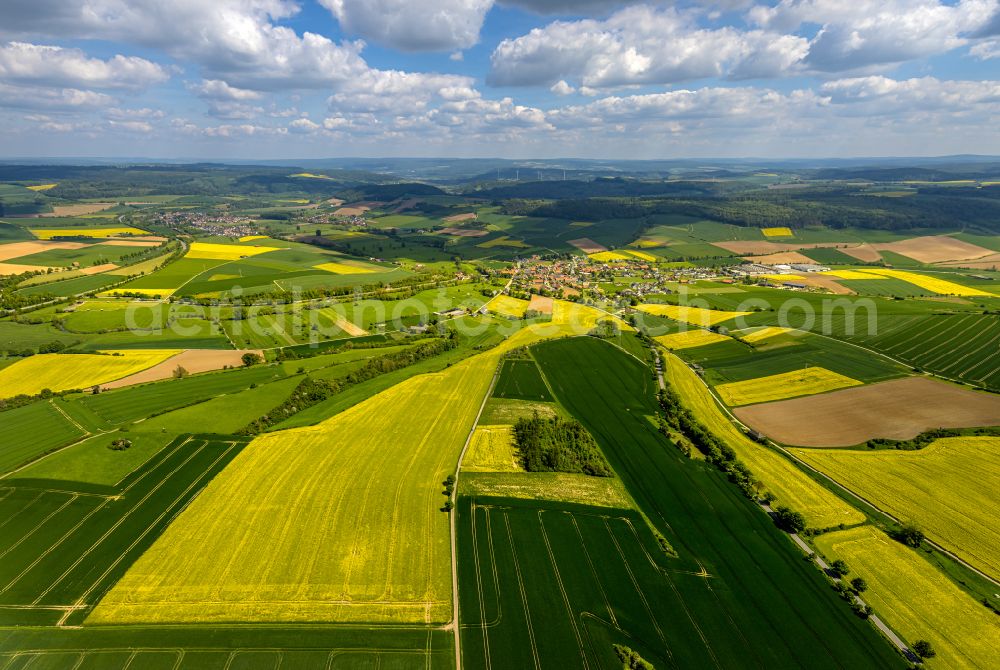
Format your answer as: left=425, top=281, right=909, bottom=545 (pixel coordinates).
left=512, top=413, right=612, bottom=476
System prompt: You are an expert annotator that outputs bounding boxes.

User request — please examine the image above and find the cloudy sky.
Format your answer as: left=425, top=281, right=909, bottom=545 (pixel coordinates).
left=1, top=0, right=999, bottom=159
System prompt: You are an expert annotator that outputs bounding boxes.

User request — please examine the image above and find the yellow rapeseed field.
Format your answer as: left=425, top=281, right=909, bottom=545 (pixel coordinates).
left=26, top=183, right=57, bottom=191
left=31, top=227, right=149, bottom=240
left=792, top=437, right=1000, bottom=579
left=762, top=227, right=794, bottom=237
left=551, top=300, right=633, bottom=332
left=0, top=349, right=178, bottom=398
left=185, top=242, right=281, bottom=260
left=487, top=294, right=530, bottom=318
left=624, top=249, right=658, bottom=262
left=238, top=235, right=270, bottom=242
left=820, top=270, right=882, bottom=280
left=290, top=172, right=333, bottom=179
left=588, top=251, right=631, bottom=262
left=477, top=235, right=530, bottom=249
left=313, top=261, right=376, bottom=275
left=665, top=354, right=864, bottom=528
left=741, top=326, right=794, bottom=343
left=88, top=323, right=580, bottom=625
left=636, top=303, right=751, bottom=327
left=856, top=268, right=994, bottom=296
left=816, top=526, right=999, bottom=670
left=463, top=426, right=521, bottom=472
left=654, top=329, right=730, bottom=350
left=714, top=366, right=863, bottom=406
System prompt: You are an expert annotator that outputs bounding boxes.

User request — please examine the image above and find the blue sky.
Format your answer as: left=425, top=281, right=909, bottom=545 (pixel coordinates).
left=0, top=0, right=998, bottom=159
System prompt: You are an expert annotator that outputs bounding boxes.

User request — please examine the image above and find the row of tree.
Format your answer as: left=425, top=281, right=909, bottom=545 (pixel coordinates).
left=238, top=337, right=457, bottom=434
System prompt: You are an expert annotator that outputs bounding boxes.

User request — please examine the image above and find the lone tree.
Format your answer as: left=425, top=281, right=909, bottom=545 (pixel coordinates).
left=894, top=523, right=925, bottom=548
left=242, top=352, right=264, bottom=367
left=172, top=365, right=189, bottom=379
left=850, top=577, right=868, bottom=593
left=912, top=640, right=936, bottom=659
left=829, top=559, right=851, bottom=578
left=774, top=506, right=806, bottom=534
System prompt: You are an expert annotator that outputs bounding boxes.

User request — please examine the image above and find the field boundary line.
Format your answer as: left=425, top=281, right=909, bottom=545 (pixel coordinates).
left=502, top=513, right=541, bottom=670
left=67, top=440, right=243, bottom=618
left=667, top=350, right=1000, bottom=589
left=450, top=355, right=502, bottom=670
left=49, top=399, right=89, bottom=435
left=537, top=511, right=590, bottom=670
left=0, top=430, right=115, bottom=482
left=568, top=513, right=618, bottom=628
left=30, top=439, right=210, bottom=605
left=0, top=494, right=78, bottom=564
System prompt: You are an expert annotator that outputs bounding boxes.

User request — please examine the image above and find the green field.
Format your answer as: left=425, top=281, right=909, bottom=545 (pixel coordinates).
left=458, top=337, right=905, bottom=669
left=0, top=401, right=86, bottom=474
left=491, top=358, right=553, bottom=401
left=0, top=436, right=250, bottom=627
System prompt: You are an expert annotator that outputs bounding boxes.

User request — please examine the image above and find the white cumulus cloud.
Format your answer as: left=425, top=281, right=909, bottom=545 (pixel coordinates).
left=320, top=0, right=493, bottom=51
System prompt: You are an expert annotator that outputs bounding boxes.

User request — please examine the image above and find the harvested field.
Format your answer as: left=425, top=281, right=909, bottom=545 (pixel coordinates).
left=527, top=294, right=553, bottom=314
left=0, top=262, right=51, bottom=275
left=711, top=241, right=844, bottom=255
left=0, top=240, right=88, bottom=261
left=816, top=526, right=998, bottom=670
left=937, top=255, right=1000, bottom=269
left=773, top=273, right=855, bottom=294
left=741, top=251, right=816, bottom=264
left=636, top=303, right=750, bottom=326
left=735, top=377, right=1000, bottom=447
left=100, top=349, right=265, bottom=389
left=793, top=436, right=1000, bottom=579
left=443, top=212, right=477, bottom=222
left=45, top=202, right=115, bottom=216
left=871, top=235, right=994, bottom=264
left=840, top=243, right=883, bottom=262
left=0, top=349, right=179, bottom=398
left=715, top=366, right=863, bottom=406
left=463, top=426, right=521, bottom=472
left=762, top=226, right=794, bottom=237
left=185, top=242, right=280, bottom=260
left=438, top=227, right=487, bottom=237
left=334, top=205, right=371, bottom=216
left=326, top=197, right=345, bottom=206
left=325, top=312, right=368, bottom=337
left=654, top=329, right=731, bottom=350
left=665, top=354, right=865, bottom=527
left=568, top=237, right=607, bottom=254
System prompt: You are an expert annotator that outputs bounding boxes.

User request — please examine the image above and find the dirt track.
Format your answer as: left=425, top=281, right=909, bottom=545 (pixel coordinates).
left=734, top=377, right=1000, bottom=447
